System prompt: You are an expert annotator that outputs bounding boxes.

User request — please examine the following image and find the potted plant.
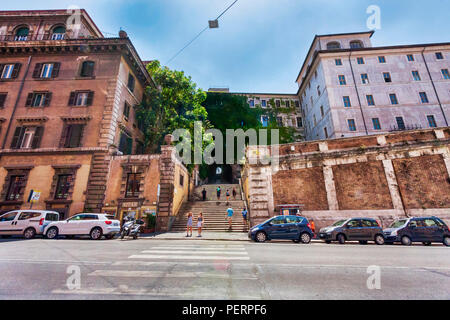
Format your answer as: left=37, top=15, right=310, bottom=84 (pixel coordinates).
left=143, top=214, right=156, bottom=233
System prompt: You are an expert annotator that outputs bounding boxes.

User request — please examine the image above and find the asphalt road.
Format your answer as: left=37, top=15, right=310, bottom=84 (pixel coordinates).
left=0, top=237, right=448, bottom=300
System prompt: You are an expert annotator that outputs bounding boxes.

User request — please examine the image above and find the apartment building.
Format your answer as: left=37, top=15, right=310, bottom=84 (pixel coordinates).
left=0, top=10, right=155, bottom=218
left=296, top=31, right=450, bottom=140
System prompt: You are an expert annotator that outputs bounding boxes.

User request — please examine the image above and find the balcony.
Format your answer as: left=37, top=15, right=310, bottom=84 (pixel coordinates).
left=389, top=124, right=422, bottom=132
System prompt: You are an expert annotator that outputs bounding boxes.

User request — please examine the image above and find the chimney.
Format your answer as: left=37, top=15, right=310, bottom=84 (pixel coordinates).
left=119, top=30, right=128, bottom=38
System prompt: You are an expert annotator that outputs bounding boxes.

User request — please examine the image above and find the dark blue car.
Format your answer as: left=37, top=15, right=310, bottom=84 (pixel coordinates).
left=383, top=216, right=450, bottom=246
left=248, top=215, right=313, bottom=243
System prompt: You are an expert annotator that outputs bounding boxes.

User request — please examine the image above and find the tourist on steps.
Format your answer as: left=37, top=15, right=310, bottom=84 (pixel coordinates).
left=242, top=208, right=248, bottom=228
left=197, top=212, right=204, bottom=237
left=232, top=187, right=237, bottom=200
left=226, top=207, right=234, bottom=231
left=202, top=188, right=207, bottom=201
left=186, top=212, right=193, bottom=237
left=226, top=190, right=230, bottom=203
left=217, top=186, right=221, bottom=200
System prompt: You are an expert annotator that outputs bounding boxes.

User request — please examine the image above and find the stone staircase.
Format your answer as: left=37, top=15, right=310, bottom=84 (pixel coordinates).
left=171, top=184, right=248, bottom=233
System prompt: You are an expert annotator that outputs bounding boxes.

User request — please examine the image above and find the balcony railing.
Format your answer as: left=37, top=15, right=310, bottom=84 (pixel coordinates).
left=389, top=124, right=422, bottom=132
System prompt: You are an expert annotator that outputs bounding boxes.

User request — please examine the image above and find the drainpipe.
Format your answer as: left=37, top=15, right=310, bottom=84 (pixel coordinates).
left=421, top=47, right=448, bottom=127
left=348, top=52, right=369, bottom=135
left=2, top=56, right=32, bottom=149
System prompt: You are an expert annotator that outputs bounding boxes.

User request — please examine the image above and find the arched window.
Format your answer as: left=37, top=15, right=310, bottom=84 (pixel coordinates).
left=350, top=40, right=364, bottom=49
left=327, top=41, right=341, bottom=50
left=15, top=27, right=29, bottom=41
left=51, top=26, right=66, bottom=40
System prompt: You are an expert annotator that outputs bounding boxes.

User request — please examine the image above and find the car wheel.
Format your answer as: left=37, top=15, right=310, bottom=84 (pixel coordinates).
left=337, top=234, right=346, bottom=245
left=90, top=227, right=103, bottom=240
left=300, top=232, right=312, bottom=244
left=255, top=232, right=267, bottom=243
left=401, top=235, right=412, bottom=246
left=46, top=227, right=59, bottom=240
left=359, top=240, right=368, bottom=245
left=423, top=242, right=432, bottom=246
left=23, top=227, right=36, bottom=239
left=444, top=236, right=450, bottom=247
left=375, top=234, right=385, bottom=245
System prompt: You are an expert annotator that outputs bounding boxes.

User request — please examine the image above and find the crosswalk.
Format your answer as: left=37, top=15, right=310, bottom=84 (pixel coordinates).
left=51, top=242, right=270, bottom=299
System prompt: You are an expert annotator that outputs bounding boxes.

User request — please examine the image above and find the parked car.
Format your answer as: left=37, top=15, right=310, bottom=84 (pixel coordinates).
left=44, top=213, right=121, bottom=240
left=319, top=218, right=385, bottom=245
left=384, top=217, right=450, bottom=246
left=0, top=210, right=60, bottom=239
left=248, top=215, right=313, bottom=243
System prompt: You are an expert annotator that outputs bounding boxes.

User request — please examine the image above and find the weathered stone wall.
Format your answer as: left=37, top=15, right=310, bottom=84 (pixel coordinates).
left=244, top=128, right=450, bottom=229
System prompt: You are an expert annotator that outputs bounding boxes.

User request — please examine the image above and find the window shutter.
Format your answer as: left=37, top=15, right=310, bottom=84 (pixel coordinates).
left=119, top=133, right=127, bottom=153
left=25, top=93, right=34, bottom=107
left=43, top=92, right=52, bottom=107
left=87, top=91, right=94, bottom=106
left=0, top=94, right=6, bottom=108
left=59, top=124, right=70, bottom=148
left=31, top=126, right=44, bottom=149
left=11, top=63, right=22, bottom=78
left=126, top=136, right=133, bottom=155
left=68, top=92, right=76, bottom=106
left=0, top=64, right=4, bottom=76
left=11, top=127, right=25, bottom=149
left=69, top=124, right=84, bottom=148
left=32, top=63, right=42, bottom=78
left=51, top=63, right=60, bottom=78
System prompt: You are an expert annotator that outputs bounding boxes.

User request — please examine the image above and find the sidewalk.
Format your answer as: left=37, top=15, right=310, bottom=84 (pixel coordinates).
left=141, top=231, right=249, bottom=242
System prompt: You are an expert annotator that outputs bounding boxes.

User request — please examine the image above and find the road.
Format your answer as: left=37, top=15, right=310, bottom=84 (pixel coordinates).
left=0, top=237, right=449, bottom=300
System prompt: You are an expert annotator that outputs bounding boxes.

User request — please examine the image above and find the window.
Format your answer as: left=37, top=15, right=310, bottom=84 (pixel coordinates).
left=54, top=175, right=72, bottom=200
left=396, top=117, right=405, bottom=130
left=26, top=92, right=52, bottom=107
left=127, top=73, right=135, bottom=92
left=6, top=176, right=26, bottom=201
left=80, top=61, right=95, bottom=77
left=427, top=115, right=437, bottom=128
left=361, top=73, right=369, bottom=84
left=14, top=27, right=29, bottom=41
left=10, top=126, right=44, bottom=149
left=320, top=105, right=324, bottom=117
left=372, top=118, right=381, bottom=130
left=0, top=93, right=7, bottom=108
left=435, top=52, right=444, bottom=60
left=296, top=117, right=303, bottom=128
left=295, top=100, right=300, bottom=109
left=338, top=75, right=346, bottom=85
left=125, top=173, right=140, bottom=198
left=347, top=119, right=356, bottom=131
left=285, top=100, right=290, bottom=108
left=275, top=100, right=281, bottom=108
left=350, top=40, right=363, bottom=49
left=51, top=26, right=66, bottom=40
left=412, top=70, right=421, bottom=81
left=249, top=99, right=254, bottom=107
left=335, top=59, right=343, bottom=66
left=119, top=131, right=133, bottom=155
left=18, top=212, right=41, bottom=220
left=419, top=92, right=429, bottom=104
left=389, top=94, right=399, bottom=105
left=383, top=72, right=392, bottom=83
left=277, top=116, right=283, bottom=127
left=180, top=174, right=184, bottom=186
left=324, top=127, right=328, bottom=138
left=441, top=69, right=450, bottom=80
left=327, top=42, right=341, bottom=50
left=313, top=115, right=317, bottom=126
left=123, top=102, right=131, bottom=120
left=378, top=56, right=386, bottom=63
left=0, top=212, right=18, bottom=221
left=261, top=100, right=266, bottom=107
left=343, top=96, right=351, bottom=107
left=357, top=57, right=365, bottom=64
left=32, top=63, right=60, bottom=79
left=261, top=116, right=269, bottom=127
left=68, top=91, right=94, bottom=106
left=0, top=63, right=21, bottom=79
left=60, top=124, right=84, bottom=148
left=407, top=54, right=415, bottom=62
left=366, top=95, right=375, bottom=106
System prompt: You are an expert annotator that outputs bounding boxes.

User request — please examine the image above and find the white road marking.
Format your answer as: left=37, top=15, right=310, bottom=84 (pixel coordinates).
left=140, top=250, right=248, bottom=255
left=88, top=270, right=257, bottom=280
left=152, top=246, right=246, bottom=251
left=128, top=254, right=250, bottom=261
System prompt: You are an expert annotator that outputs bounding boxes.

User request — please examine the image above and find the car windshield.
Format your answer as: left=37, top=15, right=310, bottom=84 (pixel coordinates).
left=332, top=220, right=347, bottom=227
left=390, top=219, right=407, bottom=228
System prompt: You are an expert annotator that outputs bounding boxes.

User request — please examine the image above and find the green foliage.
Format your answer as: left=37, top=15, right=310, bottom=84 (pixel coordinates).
left=135, top=60, right=210, bottom=154
left=147, top=214, right=156, bottom=228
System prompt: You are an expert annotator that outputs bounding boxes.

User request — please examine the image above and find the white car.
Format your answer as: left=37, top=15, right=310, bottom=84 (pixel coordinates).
left=0, top=210, right=60, bottom=239
left=44, top=213, right=121, bottom=240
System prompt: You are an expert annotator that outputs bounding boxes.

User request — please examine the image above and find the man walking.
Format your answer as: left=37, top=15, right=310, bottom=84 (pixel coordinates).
left=241, top=208, right=248, bottom=228
left=226, top=206, right=234, bottom=231
left=217, top=186, right=221, bottom=200
left=202, top=188, right=207, bottom=201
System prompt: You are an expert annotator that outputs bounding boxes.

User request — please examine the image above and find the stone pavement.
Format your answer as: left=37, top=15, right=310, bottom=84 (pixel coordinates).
left=141, top=231, right=249, bottom=241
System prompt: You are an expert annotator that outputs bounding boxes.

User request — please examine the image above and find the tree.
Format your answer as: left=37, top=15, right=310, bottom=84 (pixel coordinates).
left=135, top=61, right=209, bottom=154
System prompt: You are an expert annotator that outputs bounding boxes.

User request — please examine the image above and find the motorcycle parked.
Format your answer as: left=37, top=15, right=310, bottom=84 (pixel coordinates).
left=120, top=218, right=145, bottom=240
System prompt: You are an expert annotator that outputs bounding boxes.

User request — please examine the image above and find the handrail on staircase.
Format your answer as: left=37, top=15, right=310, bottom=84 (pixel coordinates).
left=238, top=177, right=250, bottom=221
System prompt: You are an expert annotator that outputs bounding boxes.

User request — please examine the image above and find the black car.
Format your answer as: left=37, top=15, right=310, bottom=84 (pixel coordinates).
left=319, top=218, right=385, bottom=245
left=248, top=215, right=313, bottom=243
left=383, top=217, right=450, bottom=246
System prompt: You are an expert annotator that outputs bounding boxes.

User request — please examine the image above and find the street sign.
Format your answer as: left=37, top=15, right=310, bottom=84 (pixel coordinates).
left=27, top=190, right=41, bottom=203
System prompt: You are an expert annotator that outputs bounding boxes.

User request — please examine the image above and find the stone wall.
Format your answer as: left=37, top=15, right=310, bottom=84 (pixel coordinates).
left=244, top=128, right=450, bottom=230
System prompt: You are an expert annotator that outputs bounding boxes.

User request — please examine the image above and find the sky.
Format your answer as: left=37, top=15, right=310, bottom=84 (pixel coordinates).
left=3, top=0, right=450, bottom=93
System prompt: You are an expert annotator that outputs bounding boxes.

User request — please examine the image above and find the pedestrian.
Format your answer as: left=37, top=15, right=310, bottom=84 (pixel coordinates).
left=226, top=206, right=234, bottom=231
left=202, top=188, right=207, bottom=201
left=186, top=212, right=193, bottom=237
left=197, top=212, right=204, bottom=237
left=310, top=218, right=316, bottom=237
left=232, top=187, right=237, bottom=200
left=241, top=208, right=248, bottom=227
left=217, top=186, right=221, bottom=200
left=226, top=190, right=230, bottom=203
